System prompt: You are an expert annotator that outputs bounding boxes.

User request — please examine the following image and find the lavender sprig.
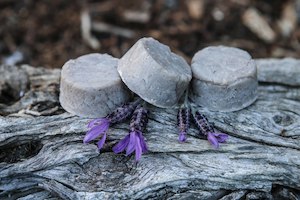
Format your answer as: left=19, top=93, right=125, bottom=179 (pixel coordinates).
left=83, top=98, right=142, bottom=150
left=113, top=105, right=148, bottom=161
left=193, top=111, right=228, bottom=148
left=177, top=107, right=191, bottom=142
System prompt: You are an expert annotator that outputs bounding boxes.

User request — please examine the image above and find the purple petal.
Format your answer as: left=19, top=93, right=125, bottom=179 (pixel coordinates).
left=97, top=133, right=107, bottom=150
left=83, top=120, right=110, bottom=143
left=88, top=118, right=108, bottom=128
left=213, top=133, right=228, bottom=143
left=178, top=131, right=187, bottom=142
left=135, top=136, right=142, bottom=161
left=207, top=132, right=219, bottom=148
left=137, top=131, right=148, bottom=153
left=113, top=134, right=130, bottom=154
left=126, top=132, right=137, bottom=156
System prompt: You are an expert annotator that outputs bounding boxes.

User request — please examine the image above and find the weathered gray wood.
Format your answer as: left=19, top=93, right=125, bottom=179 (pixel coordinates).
left=256, top=58, right=300, bottom=86
left=0, top=60, right=300, bottom=199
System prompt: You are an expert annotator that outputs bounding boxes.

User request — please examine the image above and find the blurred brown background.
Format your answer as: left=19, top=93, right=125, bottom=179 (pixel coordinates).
left=0, top=0, right=299, bottom=68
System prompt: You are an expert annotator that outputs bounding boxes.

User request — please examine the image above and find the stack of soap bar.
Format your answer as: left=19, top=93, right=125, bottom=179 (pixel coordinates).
left=118, top=37, right=192, bottom=108
left=59, top=53, right=130, bottom=118
left=190, top=46, right=258, bottom=112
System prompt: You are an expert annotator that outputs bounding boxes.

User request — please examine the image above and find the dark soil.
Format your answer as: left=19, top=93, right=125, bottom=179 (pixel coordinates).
left=0, top=0, right=299, bottom=68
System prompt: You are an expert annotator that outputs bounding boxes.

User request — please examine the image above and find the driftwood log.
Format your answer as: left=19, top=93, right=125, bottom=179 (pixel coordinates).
left=0, top=58, right=300, bottom=200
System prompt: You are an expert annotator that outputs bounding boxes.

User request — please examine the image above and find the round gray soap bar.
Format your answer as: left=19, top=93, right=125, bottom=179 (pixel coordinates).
left=118, top=37, right=192, bottom=108
left=60, top=53, right=130, bottom=117
left=191, top=46, right=258, bottom=112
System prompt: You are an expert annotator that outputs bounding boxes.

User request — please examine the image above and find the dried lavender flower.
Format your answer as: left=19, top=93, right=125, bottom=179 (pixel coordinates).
left=113, top=105, right=148, bottom=161
left=177, top=107, right=191, bottom=142
left=193, top=111, right=228, bottom=148
left=83, top=98, right=142, bottom=150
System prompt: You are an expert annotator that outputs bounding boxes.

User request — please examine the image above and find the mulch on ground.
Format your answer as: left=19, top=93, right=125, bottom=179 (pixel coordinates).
left=0, top=0, right=299, bottom=68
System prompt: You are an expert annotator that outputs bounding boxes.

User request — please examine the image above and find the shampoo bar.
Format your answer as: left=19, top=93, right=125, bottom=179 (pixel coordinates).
left=191, top=46, right=258, bottom=112
left=60, top=53, right=130, bottom=117
left=118, top=37, right=192, bottom=108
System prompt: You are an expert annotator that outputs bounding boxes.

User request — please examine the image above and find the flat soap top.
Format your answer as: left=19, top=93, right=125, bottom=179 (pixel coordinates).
left=192, top=46, right=256, bottom=85
left=61, top=53, right=120, bottom=89
left=141, top=37, right=191, bottom=77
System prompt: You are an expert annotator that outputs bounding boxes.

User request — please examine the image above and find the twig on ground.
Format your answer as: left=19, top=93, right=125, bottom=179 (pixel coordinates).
left=242, top=8, right=276, bottom=43
left=81, top=10, right=101, bottom=50
left=92, top=22, right=136, bottom=38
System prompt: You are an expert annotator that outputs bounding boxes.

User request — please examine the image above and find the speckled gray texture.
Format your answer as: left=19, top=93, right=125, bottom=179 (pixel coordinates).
left=0, top=65, right=29, bottom=104
left=191, top=46, right=258, bottom=112
left=118, top=37, right=192, bottom=108
left=59, top=53, right=130, bottom=117
left=256, top=58, right=300, bottom=86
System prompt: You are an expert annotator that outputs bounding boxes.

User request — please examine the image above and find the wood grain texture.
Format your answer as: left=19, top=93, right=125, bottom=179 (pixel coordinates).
left=0, top=60, right=300, bottom=200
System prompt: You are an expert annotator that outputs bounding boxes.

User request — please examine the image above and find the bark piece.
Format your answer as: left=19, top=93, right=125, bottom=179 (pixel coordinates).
left=190, top=46, right=258, bottom=112
left=277, top=1, right=297, bottom=38
left=118, top=37, right=192, bottom=108
left=59, top=53, right=130, bottom=118
left=0, top=65, right=29, bottom=104
left=186, top=0, right=204, bottom=20
left=242, top=8, right=276, bottom=43
left=256, top=58, right=300, bottom=86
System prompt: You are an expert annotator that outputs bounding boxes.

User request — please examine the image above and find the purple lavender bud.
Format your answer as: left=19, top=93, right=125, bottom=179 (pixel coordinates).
left=113, top=106, right=149, bottom=161
left=129, top=105, right=149, bottom=133
left=193, top=111, right=228, bottom=148
left=83, top=118, right=110, bottom=144
left=207, top=132, right=219, bottom=148
left=83, top=98, right=142, bottom=150
left=177, top=107, right=190, bottom=142
left=207, top=132, right=229, bottom=148
left=113, top=134, right=130, bottom=154
left=193, top=111, right=214, bottom=135
left=178, top=131, right=187, bottom=142
left=107, top=98, right=142, bottom=124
